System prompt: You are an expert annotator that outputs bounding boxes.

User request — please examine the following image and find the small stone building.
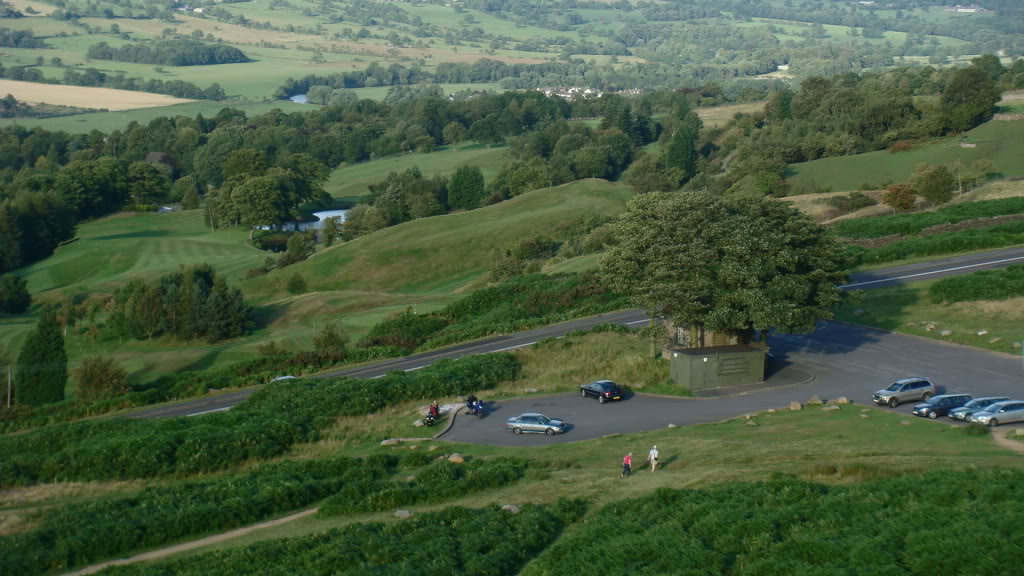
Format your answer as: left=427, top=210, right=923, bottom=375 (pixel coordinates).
left=663, top=320, right=767, bottom=391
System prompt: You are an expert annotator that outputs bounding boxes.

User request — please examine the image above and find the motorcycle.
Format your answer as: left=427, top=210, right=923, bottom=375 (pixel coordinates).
left=424, top=412, right=437, bottom=426
left=467, top=400, right=485, bottom=418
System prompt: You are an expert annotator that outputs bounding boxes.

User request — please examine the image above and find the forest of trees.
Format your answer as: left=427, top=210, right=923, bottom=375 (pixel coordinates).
left=86, top=40, right=250, bottom=66
left=0, top=27, right=43, bottom=48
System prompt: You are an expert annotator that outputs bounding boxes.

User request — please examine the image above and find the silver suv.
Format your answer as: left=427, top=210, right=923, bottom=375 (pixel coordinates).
left=872, top=377, right=936, bottom=408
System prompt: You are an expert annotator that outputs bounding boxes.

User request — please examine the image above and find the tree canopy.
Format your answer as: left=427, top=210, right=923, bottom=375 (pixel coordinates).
left=600, top=192, right=851, bottom=337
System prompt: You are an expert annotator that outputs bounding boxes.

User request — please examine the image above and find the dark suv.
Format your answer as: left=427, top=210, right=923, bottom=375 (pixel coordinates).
left=911, top=394, right=972, bottom=419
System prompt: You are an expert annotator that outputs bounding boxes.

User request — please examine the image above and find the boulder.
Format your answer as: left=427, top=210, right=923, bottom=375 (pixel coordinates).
left=448, top=453, right=465, bottom=464
left=408, top=445, right=418, bottom=450
left=940, top=330, right=953, bottom=337
left=789, top=401, right=802, bottom=411
left=827, top=397, right=850, bottom=405
left=821, top=405, right=840, bottom=412
left=860, top=414, right=870, bottom=418
left=925, top=324, right=936, bottom=332
left=428, top=444, right=441, bottom=452
left=413, top=419, right=425, bottom=427
left=394, top=510, right=413, bottom=519
left=767, top=409, right=776, bottom=414
left=523, top=387, right=539, bottom=393
left=667, top=423, right=677, bottom=428
left=900, top=420, right=912, bottom=426
left=977, top=330, right=989, bottom=336
left=806, top=395, right=823, bottom=405
left=501, top=504, right=520, bottom=514
left=989, top=337, right=1002, bottom=345
left=746, top=420, right=758, bottom=426
left=404, top=475, right=416, bottom=482
left=1014, top=342, right=1022, bottom=349
left=380, top=438, right=400, bottom=446
left=744, top=413, right=753, bottom=420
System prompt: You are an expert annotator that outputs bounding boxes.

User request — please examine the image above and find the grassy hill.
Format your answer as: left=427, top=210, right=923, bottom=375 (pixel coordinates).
left=786, top=120, right=1024, bottom=192
left=0, top=179, right=632, bottom=386
left=248, top=178, right=633, bottom=298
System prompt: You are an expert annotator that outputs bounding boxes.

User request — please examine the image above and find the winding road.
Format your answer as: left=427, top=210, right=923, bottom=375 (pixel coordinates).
left=129, top=247, right=1024, bottom=424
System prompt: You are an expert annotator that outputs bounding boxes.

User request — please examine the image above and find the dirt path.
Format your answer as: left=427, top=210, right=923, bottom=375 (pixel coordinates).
left=64, top=508, right=318, bottom=575
left=991, top=429, right=1024, bottom=455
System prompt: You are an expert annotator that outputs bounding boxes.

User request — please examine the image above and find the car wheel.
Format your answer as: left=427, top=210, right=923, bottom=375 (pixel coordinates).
left=888, top=398, right=899, bottom=408
left=599, top=396, right=606, bottom=404
left=545, top=428, right=555, bottom=436
left=513, top=427, right=522, bottom=435
left=581, top=389, right=587, bottom=397
left=988, top=419, right=999, bottom=428
left=922, top=392, right=933, bottom=401
left=928, top=411, right=937, bottom=419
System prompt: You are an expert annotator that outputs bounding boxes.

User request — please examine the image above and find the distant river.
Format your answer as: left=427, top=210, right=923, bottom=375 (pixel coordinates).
left=289, top=94, right=308, bottom=103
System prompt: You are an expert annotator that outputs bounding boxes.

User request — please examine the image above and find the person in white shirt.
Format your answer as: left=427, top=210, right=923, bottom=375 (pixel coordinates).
left=648, top=445, right=659, bottom=472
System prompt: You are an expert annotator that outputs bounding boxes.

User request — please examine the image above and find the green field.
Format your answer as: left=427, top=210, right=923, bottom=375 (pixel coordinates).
left=787, top=120, right=1024, bottom=192
left=836, top=279, right=1024, bottom=354
left=324, top=143, right=509, bottom=200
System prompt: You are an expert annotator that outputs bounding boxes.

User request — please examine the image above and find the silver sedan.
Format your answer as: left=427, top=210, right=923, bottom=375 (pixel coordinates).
left=505, top=413, right=567, bottom=436
left=970, top=401, right=1024, bottom=427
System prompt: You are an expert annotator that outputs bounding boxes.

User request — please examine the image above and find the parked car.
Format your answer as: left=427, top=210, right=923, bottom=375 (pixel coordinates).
left=872, top=377, right=936, bottom=408
left=580, top=380, right=624, bottom=404
left=911, top=394, right=972, bottom=419
left=970, top=401, right=1024, bottom=427
left=949, top=397, right=1010, bottom=421
left=505, top=413, right=566, bottom=436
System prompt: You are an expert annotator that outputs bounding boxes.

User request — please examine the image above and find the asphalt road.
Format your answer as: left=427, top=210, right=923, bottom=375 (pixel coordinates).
left=130, top=247, right=1024, bottom=420
left=445, top=321, right=1024, bottom=445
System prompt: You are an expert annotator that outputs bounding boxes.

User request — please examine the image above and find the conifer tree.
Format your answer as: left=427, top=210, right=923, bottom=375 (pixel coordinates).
left=15, top=308, right=67, bottom=405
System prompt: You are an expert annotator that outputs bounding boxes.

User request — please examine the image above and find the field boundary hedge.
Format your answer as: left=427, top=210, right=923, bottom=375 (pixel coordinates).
left=833, top=197, right=1024, bottom=239
left=930, top=264, right=1024, bottom=303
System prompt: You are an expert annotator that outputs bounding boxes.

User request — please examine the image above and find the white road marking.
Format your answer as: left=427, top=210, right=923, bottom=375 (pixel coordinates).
left=186, top=406, right=233, bottom=417
left=625, top=319, right=648, bottom=325
left=403, top=365, right=427, bottom=372
left=491, top=341, right=538, bottom=353
left=841, top=255, right=1024, bottom=289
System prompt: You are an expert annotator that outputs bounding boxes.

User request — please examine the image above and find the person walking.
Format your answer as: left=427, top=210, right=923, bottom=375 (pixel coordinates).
left=621, top=452, right=632, bottom=478
left=648, top=445, right=659, bottom=472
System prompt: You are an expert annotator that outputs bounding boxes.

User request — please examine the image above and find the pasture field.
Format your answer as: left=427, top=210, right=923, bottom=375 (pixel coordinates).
left=324, top=143, right=509, bottom=201
left=696, top=100, right=765, bottom=128
left=0, top=79, right=194, bottom=110
left=786, top=120, right=1024, bottom=192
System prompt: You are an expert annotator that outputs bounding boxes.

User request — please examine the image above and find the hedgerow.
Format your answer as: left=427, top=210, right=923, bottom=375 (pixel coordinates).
left=523, top=470, right=1024, bottom=576
left=0, top=354, right=520, bottom=486
left=0, top=456, right=394, bottom=575
left=101, top=500, right=586, bottom=576
left=319, top=457, right=528, bottom=515
left=929, top=264, right=1024, bottom=303
left=853, top=219, right=1024, bottom=264
left=832, top=197, right=1024, bottom=239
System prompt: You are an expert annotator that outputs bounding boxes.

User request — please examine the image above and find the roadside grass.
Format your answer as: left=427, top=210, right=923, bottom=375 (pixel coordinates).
left=324, top=143, right=508, bottom=200
left=170, top=405, right=1024, bottom=559
left=245, top=179, right=633, bottom=298
left=836, top=279, right=1024, bottom=354
left=786, top=119, right=1024, bottom=192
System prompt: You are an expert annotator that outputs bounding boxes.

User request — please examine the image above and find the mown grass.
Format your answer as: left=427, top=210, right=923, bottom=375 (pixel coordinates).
left=246, top=179, right=633, bottom=298
left=324, top=143, right=509, bottom=200
left=836, top=279, right=1024, bottom=354
left=787, top=120, right=1024, bottom=192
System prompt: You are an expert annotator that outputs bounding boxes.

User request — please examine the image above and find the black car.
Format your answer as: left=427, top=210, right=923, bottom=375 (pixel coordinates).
left=911, top=394, right=972, bottom=419
left=580, top=379, right=624, bottom=404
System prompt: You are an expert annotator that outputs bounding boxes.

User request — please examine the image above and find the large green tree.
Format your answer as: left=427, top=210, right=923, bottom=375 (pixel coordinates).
left=0, top=273, right=31, bottom=313
left=447, top=165, right=485, bottom=211
left=15, top=308, right=67, bottom=405
left=941, top=65, right=1001, bottom=133
left=600, top=192, right=850, bottom=339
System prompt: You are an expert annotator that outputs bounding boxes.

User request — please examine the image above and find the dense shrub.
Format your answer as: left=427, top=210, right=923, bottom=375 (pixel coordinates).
left=101, top=501, right=585, bottom=576
left=0, top=456, right=395, bottom=575
left=87, top=40, right=249, bottom=66
left=525, top=470, right=1024, bottom=576
left=820, top=192, right=877, bottom=215
left=421, top=273, right=628, bottom=349
left=0, top=353, right=519, bottom=485
left=358, top=307, right=450, bottom=349
left=320, top=457, right=528, bottom=515
left=853, top=219, right=1024, bottom=265
left=929, top=264, right=1024, bottom=304
left=832, top=197, right=1024, bottom=239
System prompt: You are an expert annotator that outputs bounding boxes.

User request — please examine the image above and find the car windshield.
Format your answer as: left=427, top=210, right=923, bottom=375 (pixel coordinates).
left=536, top=416, right=550, bottom=424
left=885, top=382, right=905, bottom=392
